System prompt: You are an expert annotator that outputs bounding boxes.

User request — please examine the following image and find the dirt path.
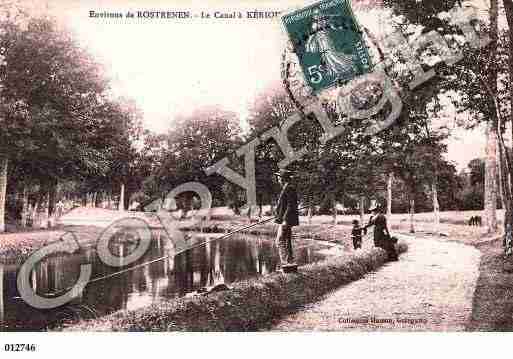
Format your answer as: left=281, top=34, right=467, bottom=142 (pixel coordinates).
left=270, top=235, right=481, bottom=331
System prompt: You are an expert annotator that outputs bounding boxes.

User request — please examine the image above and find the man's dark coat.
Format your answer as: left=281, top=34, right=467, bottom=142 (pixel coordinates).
left=275, top=183, right=299, bottom=226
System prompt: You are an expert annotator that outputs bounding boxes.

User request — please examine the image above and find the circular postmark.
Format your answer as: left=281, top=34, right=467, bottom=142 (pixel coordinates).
left=281, top=40, right=318, bottom=115
left=281, top=24, right=388, bottom=121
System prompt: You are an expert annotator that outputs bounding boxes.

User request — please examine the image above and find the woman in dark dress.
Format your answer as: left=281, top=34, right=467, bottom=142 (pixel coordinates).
left=366, top=205, right=398, bottom=261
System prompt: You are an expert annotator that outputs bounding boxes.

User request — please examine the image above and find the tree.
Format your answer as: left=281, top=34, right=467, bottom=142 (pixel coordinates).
left=482, top=0, right=500, bottom=233
left=498, top=0, right=513, bottom=250
left=149, top=105, right=243, bottom=212
left=247, top=88, right=296, bottom=214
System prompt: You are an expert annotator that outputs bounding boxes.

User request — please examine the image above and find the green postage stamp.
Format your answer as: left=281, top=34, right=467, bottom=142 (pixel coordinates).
left=281, top=0, right=372, bottom=93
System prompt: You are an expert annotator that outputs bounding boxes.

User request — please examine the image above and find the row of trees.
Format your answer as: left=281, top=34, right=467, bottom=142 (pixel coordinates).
left=133, top=80, right=460, bottom=226
left=0, top=4, right=143, bottom=231
left=378, top=0, right=513, bottom=237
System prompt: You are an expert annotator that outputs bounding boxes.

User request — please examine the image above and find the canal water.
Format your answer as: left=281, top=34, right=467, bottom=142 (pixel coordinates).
left=0, top=231, right=329, bottom=331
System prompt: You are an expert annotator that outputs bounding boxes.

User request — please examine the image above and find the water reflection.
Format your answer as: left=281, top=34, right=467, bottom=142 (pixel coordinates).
left=0, top=231, right=326, bottom=331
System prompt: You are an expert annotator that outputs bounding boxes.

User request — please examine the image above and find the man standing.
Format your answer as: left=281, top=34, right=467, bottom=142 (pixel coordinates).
left=274, top=169, right=299, bottom=272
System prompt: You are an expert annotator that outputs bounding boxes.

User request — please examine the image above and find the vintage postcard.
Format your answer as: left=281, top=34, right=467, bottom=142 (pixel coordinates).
left=0, top=0, right=510, bottom=356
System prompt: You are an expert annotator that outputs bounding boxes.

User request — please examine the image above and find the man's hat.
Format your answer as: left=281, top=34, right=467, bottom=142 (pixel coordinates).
left=368, top=199, right=381, bottom=212
left=274, top=169, right=294, bottom=179
left=369, top=204, right=382, bottom=212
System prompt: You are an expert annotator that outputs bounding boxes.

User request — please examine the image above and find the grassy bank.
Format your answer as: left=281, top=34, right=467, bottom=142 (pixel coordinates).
left=0, top=225, right=104, bottom=265
left=62, top=241, right=407, bottom=332
left=467, top=238, right=513, bottom=331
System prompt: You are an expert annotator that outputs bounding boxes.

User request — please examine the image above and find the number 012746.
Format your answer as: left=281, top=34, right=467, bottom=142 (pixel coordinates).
left=4, top=344, right=37, bottom=352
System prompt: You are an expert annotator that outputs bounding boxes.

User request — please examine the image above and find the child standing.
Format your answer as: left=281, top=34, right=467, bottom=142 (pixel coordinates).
left=351, top=219, right=364, bottom=250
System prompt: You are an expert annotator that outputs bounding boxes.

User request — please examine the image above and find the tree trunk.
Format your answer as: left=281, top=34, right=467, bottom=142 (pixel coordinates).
left=105, top=192, right=111, bottom=209
left=332, top=195, right=337, bottom=225
left=48, top=182, right=58, bottom=228
left=48, top=180, right=58, bottom=218
left=42, top=191, right=50, bottom=229
left=432, top=181, right=440, bottom=235
left=502, top=0, right=513, bottom=251
left=359, top=196, right=365, bottom=225
left=498, top=142, right=505, bottom=210
left=33, top=189, right=49, bottom=229
left=387, top=173, right=392, bottom=221
left=485, top=122, right=499, bottom=233
left=30, top=201, right=38, bottom=228
left=307, top=206, right=313, bottom=225
left=32, top=194, right=43, bottom=229
left=124, top=189, right=131, bottom=211
left=95, top=192, right=103, bottom=208
left=119, top=183, right=125, bottom=211
left=0, top=157, right=8, bottom=233
left=409, top=197, right=415, bottom=233
left=504, top=0, right=513, bottom=143
left=0, top=265, right=4, bottom=323
left=484, top=0, right=499, bottom=234
left=498, top=135, right=513, bottom=246
left=21, top=186, right=28, bottom=228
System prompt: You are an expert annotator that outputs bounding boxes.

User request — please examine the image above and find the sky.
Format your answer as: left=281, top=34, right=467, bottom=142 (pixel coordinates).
left=25, top=0, right=495, bottom=171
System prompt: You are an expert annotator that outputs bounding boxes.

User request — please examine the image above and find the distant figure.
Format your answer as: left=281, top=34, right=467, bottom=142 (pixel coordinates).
left=468, top=216, right=482, bottom=226
left=366, top=204, right=398, bottom=261
left=351, top=219, right=364, bottom=250
left=274, top=169, right=299, bottom=271
left=55, top=200, right=65, bottom=218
